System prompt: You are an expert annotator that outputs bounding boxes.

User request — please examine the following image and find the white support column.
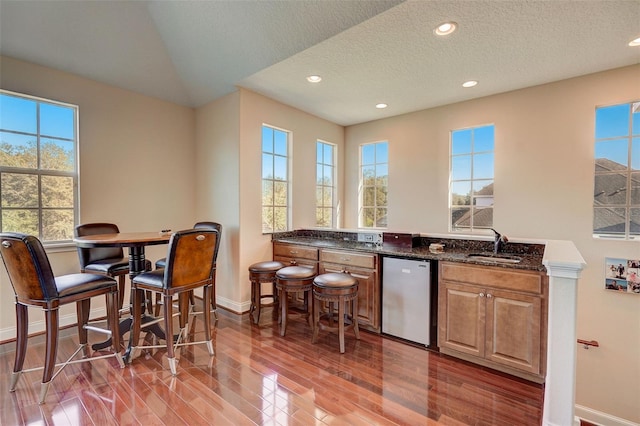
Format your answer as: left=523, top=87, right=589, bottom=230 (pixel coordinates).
left=542, top=240, right=586, bottom=426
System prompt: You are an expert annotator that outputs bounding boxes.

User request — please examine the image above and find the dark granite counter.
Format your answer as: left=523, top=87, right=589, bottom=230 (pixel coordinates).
left=272, top=230, right=546, bottom=272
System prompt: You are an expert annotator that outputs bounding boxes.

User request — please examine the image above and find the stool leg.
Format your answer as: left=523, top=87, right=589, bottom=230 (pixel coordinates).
left=353, top=295, right=360, bottom=340
left=305, top=288, right=314, bottom=330
left=280, top=289, right=288, bottom=336
left=338, top=296, right=346, bottom=353
left=253, top=281, right=261, bottom=324
left=312, top=293, right=320, bottom=344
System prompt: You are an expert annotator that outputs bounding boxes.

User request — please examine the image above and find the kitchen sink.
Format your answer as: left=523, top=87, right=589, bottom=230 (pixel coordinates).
left=466, top=253, right=522, bottom=264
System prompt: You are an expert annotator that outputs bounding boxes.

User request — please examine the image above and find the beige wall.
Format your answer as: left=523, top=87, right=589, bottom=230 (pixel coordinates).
left=0, top=56, right=197, bottom=338
left=344, top=65, right=640, bottom=423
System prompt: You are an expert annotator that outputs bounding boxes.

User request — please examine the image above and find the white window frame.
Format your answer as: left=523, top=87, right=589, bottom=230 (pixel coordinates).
left=359, top=140, right=388, bottom=229
left=593, top=101, right=640, bottom=240
left=449, top=124, right=495, bottom=232
left=316, top=140, right=336, bottom=228
left=0, top=89, right=79, bottom=244
left=261, top=124, right=290, bottom=233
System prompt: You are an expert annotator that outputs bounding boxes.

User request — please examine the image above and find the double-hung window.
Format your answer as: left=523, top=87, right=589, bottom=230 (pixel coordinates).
left=0, top=90, right=78, bottom=243
left=261, top=124, right=290, bottom=233
left=316, top=140, right=335, bottom=227
left=450, top=124, right=494, bottom=231
left=593, top=101, right=639, bottom=239
left=359, top=141, right=388, bottom=228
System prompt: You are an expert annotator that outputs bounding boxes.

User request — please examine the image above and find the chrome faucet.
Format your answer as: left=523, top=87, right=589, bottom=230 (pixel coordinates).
left=491, top=228, right=508, bottom=254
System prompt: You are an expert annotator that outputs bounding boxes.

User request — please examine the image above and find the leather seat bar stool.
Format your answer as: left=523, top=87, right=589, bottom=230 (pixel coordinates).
left=311, top=272, right=360, bottom=353
left=275, top=266, right=316, bottom=336
left=248, top=260, right=285, bottom=324
left=0, top=232, right=124, bottom=404
left=155, top=221, right=222, bottom=320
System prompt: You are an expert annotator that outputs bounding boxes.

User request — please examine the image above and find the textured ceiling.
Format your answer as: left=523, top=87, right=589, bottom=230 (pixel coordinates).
left=1, top=0, right=639, bottom=126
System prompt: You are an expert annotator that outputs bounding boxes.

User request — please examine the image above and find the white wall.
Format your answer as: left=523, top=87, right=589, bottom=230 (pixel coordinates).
left=344, top=65, right=640, bottom=424
left=0, top=56, right=196, bottom=339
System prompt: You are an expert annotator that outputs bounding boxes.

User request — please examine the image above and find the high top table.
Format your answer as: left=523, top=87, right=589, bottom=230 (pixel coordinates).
left=74, top=231, right=171, bottom=358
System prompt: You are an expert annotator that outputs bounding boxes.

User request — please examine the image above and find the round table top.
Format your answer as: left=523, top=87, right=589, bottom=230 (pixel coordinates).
left=73, top=231, right=171, bottom=248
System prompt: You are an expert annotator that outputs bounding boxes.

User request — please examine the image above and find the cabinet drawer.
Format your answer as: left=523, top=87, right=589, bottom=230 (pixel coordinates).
left=320, top=249, right=376, bottom=269
left=273, top=243, right=318, bottom=261
left=440, top=261, right=543, bottom=294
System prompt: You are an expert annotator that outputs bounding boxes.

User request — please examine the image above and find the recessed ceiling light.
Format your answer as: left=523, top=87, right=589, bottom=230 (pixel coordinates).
left=306, top=75, right=322, bottom=83
left=376, top=103, right=388, bottom=109
left=462, top=80, right=478, bottom=88
left=434, top=22, right=457, bottom=36
left=629, top=37, right=640, bottom=47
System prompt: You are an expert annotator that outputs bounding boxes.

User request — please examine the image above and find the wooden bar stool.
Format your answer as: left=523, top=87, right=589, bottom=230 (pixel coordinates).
left=248, top=260, right=285, bottom=324
left=275, top=266, right=316, bottom=336
left=312, top=272, right=360, bottom=353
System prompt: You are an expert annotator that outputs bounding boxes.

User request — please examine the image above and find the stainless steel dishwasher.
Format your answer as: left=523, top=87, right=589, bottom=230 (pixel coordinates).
left=382, top=257, right=431, bottom=346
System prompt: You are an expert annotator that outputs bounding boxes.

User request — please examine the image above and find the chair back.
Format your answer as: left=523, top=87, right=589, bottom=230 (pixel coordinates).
left=163, top=228, right=219, bottom=289
left=194, top=222, right=222, bottom=265
left=74, top=223, right=124, bottom=268
left=0, top=233, right=57, bottom=302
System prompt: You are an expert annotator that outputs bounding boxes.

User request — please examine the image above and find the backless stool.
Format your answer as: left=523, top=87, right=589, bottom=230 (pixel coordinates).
left=248, top=261, right=285, bottom=324
left=312, top=272, right=360, bottom=353
left=275, top=266, right=316, bottom=336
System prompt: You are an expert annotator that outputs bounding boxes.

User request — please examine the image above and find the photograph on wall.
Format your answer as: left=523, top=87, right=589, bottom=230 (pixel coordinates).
left=605, top=257, right=640, bottom=294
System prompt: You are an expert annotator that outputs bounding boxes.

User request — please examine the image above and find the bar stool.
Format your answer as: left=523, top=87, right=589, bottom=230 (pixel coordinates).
left=312, top=272, right=360, bottom=353
left=248, top=260, right=285, bottom=324
left=275, top=266, right=316, bottom=336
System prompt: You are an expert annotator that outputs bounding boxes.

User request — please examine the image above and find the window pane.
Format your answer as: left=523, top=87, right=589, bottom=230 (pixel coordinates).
left=0, top=94, right=36, bottom=134
left=362, top=165, right=375, bottom=185
left=451, top=155, right=471, bottom=180
left=451, top=181, right=471, bottom=206
left=361, top=207, right=375, bottom=227
left=0, top=132, right=37, bottom=169
left=451, top=207, right=471, bottom=229
left=631, top=172, right=640, bottom=205
left=473, top=207, right=493, bottom=228
left=631, top=208, right=640, bottom=236
left=632, top=137, right=639, bottom=171
left=2, top=209, right=38, bottom=234
left=452, top=129, right=472, bottom=155
left=474, top=196, right=494, bottom=208
left=316, top=186, right=323, bottom=205
left=40, top=103, right=74, bottom=139
left=474, top=125, right=494, bottom=152
left=473, top=153, right=494, bottom=179
left=274, top=130, right=287, bottom=156
left=594, top=174, right=627, bottom=205
left=377, top=185, right=388, bottom=207
left=595, top=139, right=628, bottom=171
left=262, top=126, right=273, bottom=152
left=2, top=173, right=38, bottom=207
left=376, top=208, right=387, bottom=227
left=41, top=138, right=75, bottom=172
left=376, top=143, right=388, bottom=162
left=323, top=144, right=333, bottom=165
left=316, top=164, right=323, bottom=184
left=42, top=209, right=73, bottom=241
left=273, top=181, right=287, bottom=205
left=473, top=179, right=493, bottom=196
left=362, top=144, right=375, bottom=165
left=633, top=103, right=640, bottom=135
left=273, top=207, right=287, bottom=232
left=316, top=143, right=323, bottom=162
left=594, top=207, right=626, bottom=235
left=262, top=154, right=273, bottom=178
left=262, top=180, right=273, bottom=205
left=274, top=156, right=287, bottom=180
left=363, top=186, right=375, bottom=206
left=596, top=104, right=630, bottom=139
left=42, top=176, right=73, bottom=208
left=262, top=207, right=274, bottom=233
left=323, top=165, right=333, bottom=185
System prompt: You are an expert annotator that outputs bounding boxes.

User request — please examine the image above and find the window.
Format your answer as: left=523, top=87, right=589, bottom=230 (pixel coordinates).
left=359, top=141, right=388, bottom=228
left=261, top=125, right=289, bottom=233
left=450, top=124, right=494, bottom=231
left=316, top=140, right=335, bottom=227
left=0, top=90, right=78, bottom=243
left=593, top=101, right=639, bottom=239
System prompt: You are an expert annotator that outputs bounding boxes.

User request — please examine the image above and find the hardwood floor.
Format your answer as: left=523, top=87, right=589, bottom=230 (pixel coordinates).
left=0, top=306, right=544, bottom=425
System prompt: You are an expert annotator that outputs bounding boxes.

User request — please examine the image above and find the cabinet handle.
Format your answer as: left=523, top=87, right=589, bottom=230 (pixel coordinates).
left=341, top=257, right=351, bottom=262
left=290, top=260, right=297, bottom=265
left=486, top=294, right=493, bottom=299
left=479, top=292, right=485, bottom=298
left=290, top=250, right=298, bottom=254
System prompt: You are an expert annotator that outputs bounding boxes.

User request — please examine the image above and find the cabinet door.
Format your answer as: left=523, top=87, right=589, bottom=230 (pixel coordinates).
left=320, top=262, right=380, bottom=332
left=438, top=281, right=485, bottom=358
left=485, top=288, right=541, bottom=374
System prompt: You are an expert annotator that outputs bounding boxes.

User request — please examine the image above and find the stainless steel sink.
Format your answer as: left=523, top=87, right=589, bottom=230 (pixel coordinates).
left=466, top=253, right=522, bottom=264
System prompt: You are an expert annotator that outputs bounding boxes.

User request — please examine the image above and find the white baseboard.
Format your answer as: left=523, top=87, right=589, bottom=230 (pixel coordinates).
left=575, top=405, right=640, bottom=426
left=215, top=295, right=251, bottom=314
left=0, top=307, right=107, bottom=343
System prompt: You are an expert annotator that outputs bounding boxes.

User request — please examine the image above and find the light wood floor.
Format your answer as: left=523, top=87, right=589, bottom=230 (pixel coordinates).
left=0, top=305, right=544, bottom=425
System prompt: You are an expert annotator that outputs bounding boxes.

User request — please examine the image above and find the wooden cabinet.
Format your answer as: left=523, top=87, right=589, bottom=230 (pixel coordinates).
left=273, top=242, right=318, bottom=272
left=319, top=249, right=380, bottom=332
left=438, top=261, right=548, bottom=383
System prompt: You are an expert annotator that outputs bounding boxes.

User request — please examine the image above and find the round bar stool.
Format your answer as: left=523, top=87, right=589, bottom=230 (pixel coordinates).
left=248, top=261, right=285, bottom=324
left=275, top=266, right=316, bottom=336
left=312, top=272, right=360, bottom=353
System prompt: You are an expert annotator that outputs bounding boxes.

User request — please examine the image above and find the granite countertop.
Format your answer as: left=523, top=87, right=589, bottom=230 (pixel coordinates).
left=272, top=234, right=546, bottom=272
